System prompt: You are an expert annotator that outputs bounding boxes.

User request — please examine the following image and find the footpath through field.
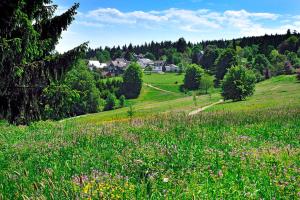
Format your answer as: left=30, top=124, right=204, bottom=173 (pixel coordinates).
left=188, top=99, right=224, bottom=116
left=144, top=83, right=177, bottom=94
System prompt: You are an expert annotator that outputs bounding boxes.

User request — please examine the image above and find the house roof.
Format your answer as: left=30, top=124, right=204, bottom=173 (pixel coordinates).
left=111, top=58, right=129, bottom=68
left=138, top=58, right=154, bottom=65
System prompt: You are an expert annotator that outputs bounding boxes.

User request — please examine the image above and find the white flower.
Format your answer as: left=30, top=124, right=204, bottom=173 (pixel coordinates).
left=163, top=177, right=169, bottom=183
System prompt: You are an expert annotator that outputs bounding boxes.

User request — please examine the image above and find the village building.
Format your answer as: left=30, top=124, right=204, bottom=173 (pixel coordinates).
left=151, top=61, right=166, bottom=73
left=165, top=64, right=179, bottom=72
left=107, top=58, right=130, bottom=76
left=137, top=58, right=154, bottom=68
left=88, top=60, right=107, bottom=70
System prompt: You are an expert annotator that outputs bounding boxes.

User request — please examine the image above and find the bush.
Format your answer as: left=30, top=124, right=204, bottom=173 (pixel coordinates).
left=296, top=69, right=300, bottom=81
left=184, top=64, right=204, bottom=90
left=119, top=95, right=126, bottom=107
left=105, top=93, right=117, bottom=111
left=64, top=60, right=101, bottom=114
left=284, top=61, right=294, bottom=75
left=43, top=60, right=101, bottom=119
left=200, top=74, right=214, bottom=94
left=222, top=65, right=256, bottom=101
left=42, top=83, right=80, bottom=120
left=122, top=62, right=143, bottom=99
left=215, top=48, right=237, bottom=83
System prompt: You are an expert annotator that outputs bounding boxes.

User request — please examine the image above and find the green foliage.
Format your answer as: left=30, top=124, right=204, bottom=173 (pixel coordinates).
left=286, top=51, right=300, bottom=66
left=200, top=74, right=214, bottom=94
left=191, top=45, right=202, bottom=64
left=127, top=104, right=135, bottom=118
left=96, top=78, right=123, bottom=99
left=119, top=95, right=126, bottom=107
left=253, top=54, right=271, bottom=73
left=269, top=49, right=286, bottom=75
left=184, top=64, right=204, bottom=90
left=124, top=51, right=134, bottom=61
left=284, top=61, right=294, bottom=75
left=105, top=93, right=117, bottom=111
left=278, top=36, right=299, bottom=54
left=43, top=60, right=101, bottom=119
left=176, top=37, right=187, bottom=53
left=42, top=83, right=80, bottom=120
left=167, top=51, right=182, bottom=65
left=122, top=62, right=143, bottom=99
left=0, top=0, right=86, bottom=124
left=144, top=52, right=156, bottom=60
left=222, top=65, right=256, bottom=101
left=96, top=50, right=111, bottom=63
left=144, top=66, right=153, bottom=72
left=64, top=60, right=100, bottom=114
left=296, top=69, right=300, bottom=80
left=215, top=48, right=237, bottom=82
left=200, top=45, right=219, bottom=72
left=192, top=92, right=197, bottom=106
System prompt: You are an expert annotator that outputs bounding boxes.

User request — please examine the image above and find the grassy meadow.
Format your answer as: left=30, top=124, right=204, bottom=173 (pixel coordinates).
left=0, top=75, right=299, bottom=199
left=71, top=73, right=220, bottom=125
left=143, top=73, right=185, bottom=93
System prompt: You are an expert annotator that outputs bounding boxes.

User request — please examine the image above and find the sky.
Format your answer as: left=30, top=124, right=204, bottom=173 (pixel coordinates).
left=53, top=0, right=300, bottom=52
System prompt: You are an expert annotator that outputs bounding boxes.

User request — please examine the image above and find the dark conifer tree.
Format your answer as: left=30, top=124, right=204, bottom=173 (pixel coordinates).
left=0, top=0, right=87, bottom=124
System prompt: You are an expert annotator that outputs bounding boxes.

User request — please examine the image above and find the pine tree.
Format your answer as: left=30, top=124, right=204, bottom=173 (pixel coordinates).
left=0, top=0, right=87, bottom=124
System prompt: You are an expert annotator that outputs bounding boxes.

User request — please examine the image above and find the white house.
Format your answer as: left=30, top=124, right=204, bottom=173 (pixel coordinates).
left=137, top=58, right=154, bottom=68
left=107, top=58, right=130, bottom=76
left=152, top=61, right=166, bottom=73
left=165, top=64, right=179, bottom=72
left=88, top=60, right=107, bottom=70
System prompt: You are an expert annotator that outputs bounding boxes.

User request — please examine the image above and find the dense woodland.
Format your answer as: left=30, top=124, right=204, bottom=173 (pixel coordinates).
left=1, top=1, right=300, bottom=125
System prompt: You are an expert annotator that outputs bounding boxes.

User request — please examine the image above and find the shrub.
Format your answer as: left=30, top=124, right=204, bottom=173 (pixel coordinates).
left=200, top=74, right=214, bottom=94
left=122, top=62, right=143, bottom=99
left=215, top=48, right=237, bottom=83
left=64, top=60, right=101, bottom=114
left=42, top=83, right=80, bottom=120
left=284, top=61, right=294, bottom=75
left=296, top=69, right=300, bottom=81
left=119, top=95, right=126, bottom=107
left=222, top=65, right=256, bottom=101
left=184, top=64, right=204, bottom=90
left=105, top=93, right=117, bottom=111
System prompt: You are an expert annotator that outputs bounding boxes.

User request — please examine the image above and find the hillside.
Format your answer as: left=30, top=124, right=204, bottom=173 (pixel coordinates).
left=0, top=75, right=299, bottom=199
left=68, top=73, right=221, bottom=125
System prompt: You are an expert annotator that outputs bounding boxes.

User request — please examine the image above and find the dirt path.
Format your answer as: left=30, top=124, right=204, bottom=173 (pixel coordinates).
left=188, top=99, right=224, bottom=116
left=270, top=86, right=280, bottom=91
left=144, top=83, right=177, bottom=94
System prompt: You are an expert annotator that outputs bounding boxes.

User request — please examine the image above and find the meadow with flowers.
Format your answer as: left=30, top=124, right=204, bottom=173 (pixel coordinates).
left=0, top=75, right=299, bottom=199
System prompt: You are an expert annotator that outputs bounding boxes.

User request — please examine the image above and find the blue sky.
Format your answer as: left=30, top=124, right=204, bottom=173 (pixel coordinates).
left=53, top=0, right=300, bottom=52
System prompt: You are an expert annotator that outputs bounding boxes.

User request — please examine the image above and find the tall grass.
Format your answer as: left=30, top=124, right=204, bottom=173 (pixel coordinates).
left=0, top=105, right=299, bottom=199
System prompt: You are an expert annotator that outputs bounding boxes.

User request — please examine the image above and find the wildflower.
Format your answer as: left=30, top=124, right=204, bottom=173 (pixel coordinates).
left=163, top=177, right=169, bottom=183
left=218, top=170, right=223, bottom=178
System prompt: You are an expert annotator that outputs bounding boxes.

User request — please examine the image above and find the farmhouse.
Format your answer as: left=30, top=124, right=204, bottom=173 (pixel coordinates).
left=137, top=58, right=154, bottom=68
left=152, top=61, right=166, bottom=73
left=107, top=58, right=130, bottom=76
left=88, top=60, right=107, bottom=70
left=165, top=64, right=179, bottom=72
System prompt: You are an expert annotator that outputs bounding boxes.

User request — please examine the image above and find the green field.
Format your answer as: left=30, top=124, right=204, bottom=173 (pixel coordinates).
left=143, top=73, right=185, bottom=93
left=0, top=75, right=299, bottom=199
left=70, top=73, right=219, bottom=125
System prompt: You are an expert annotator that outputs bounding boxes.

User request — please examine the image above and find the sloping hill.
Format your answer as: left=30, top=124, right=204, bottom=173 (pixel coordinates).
left=0, top=75, right=299, bottom=199
left=71, top=75, right=299, bottom=125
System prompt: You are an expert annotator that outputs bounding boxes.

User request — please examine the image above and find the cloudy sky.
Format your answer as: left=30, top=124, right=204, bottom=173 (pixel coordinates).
left=53, top=0, right=300, bottom=52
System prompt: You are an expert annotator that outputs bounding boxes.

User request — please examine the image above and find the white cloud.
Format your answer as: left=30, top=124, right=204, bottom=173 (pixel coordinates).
left=81, top=7, right=286, bottom=34
left=56, top=7, right=300, bottom=52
